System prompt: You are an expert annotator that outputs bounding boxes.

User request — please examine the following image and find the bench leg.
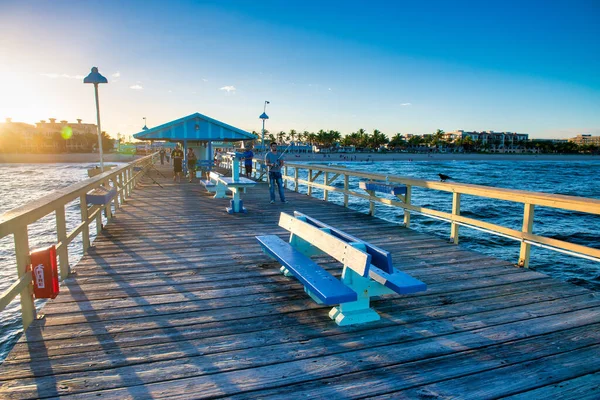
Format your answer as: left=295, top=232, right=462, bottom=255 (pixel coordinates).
left=329, top=268, right=380, bottom=326
left=213, top=183, right=227, bottom=198
left=280, top=266, right=294, bottom=277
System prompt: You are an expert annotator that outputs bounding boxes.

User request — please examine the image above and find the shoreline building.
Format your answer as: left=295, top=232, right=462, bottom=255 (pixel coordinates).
left=444, top=130, right=529, bottom=152
left=0, top=117, right=100, bottom=153
left=569, top=134, right=600, bottom=146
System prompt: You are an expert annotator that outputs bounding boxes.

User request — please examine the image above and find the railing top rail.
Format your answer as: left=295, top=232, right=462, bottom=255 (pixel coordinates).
left=285, top=162, right=600, bottom=215
left=0, top=153, right=155, bottom=238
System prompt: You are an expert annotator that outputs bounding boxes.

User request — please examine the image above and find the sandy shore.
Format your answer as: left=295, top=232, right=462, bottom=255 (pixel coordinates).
left=0, top=153, right=141, bottom=164
left=0, top=152, right=598, bottom=164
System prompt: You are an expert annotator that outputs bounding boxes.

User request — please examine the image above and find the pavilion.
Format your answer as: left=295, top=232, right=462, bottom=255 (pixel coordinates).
left=132, top=112, right=256, bottom=169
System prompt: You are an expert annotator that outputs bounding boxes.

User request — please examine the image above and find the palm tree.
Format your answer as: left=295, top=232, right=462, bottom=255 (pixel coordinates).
left=370, top=129, right=389, bottom=150
left=277, top=131, right=285, bottom=144
left=289, top=129, right=297, bottom=143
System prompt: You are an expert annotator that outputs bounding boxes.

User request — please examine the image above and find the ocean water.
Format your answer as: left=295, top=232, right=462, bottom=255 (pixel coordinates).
left=0, top=160, right=599, bottom=362
left=0, top=163, right=123, bottom=362
left=296, top=159, right=600, bottom=292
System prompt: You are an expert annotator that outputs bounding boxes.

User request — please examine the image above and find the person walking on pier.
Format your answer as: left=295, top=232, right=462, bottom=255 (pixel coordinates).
left=159, top=147, right=166, bottom=165
left=265, top=142, right=287, bottom=204
left=172, top=144, right=184, bottom=183
left=187, top=147, right=198, bottom=182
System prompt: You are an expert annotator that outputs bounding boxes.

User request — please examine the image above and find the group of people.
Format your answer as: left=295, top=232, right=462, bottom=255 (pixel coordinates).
left=163, top=144, right=198, bottom=183
left=160, top=142, right=287, bottom=204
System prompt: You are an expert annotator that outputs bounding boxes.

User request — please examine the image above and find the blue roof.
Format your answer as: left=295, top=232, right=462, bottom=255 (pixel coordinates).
left=132, top=113, right=255, bottom=142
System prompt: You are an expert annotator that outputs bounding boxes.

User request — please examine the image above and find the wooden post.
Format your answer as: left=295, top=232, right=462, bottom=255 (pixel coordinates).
left=344, top=174, right=349, bottom=207
left=368, top=190, right=375, bottom=216
left=308, top=169, right=313, bottom=197
left=294, top=167, right=299, bottom=192
left=518, top=203, right=535, bottom=268
left=324, top=172, right=329, bottom=201
left=80, top=195, right=91, bottom=252
left=55, top=205, right=70, bottom=280
left=14, top=226, right=36, bottom=329
left=450, top=192, right=461, bottom=244
left=403, top=185, right=412, bottom=227
left=283, top=166, right=288, bottom=189
left=127, top=167, right=133, bottom=195
left=113, top=178, right=120, bottom=211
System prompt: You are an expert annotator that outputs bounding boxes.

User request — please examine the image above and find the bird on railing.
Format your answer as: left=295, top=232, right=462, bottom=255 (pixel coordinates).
left=438, top=173, right=452, bottom=182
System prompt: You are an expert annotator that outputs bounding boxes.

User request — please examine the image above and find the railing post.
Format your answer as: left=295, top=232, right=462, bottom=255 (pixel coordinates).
left=368, top=190, right=375, bottom=216
left=308, top=169, right=313, bottom=197
left=344, top=174, right=349, bottom=207
left=55, top=205, right=70, bottom=280
left=112, top=178, right=120, bottom=211
left=450, top=192, right=461, bottom=244
left=518, top=203, right=535, bottom=268
left=403, top=185, right=412, bottom=227
left=79, top=195, right=91, bottom=252
left=294, top=167, right=299, bottom=192
left=284, top=166, right=288, bottom=189
left=105, top=181, right=113, bottom=222
left=14, top=225, right=36, bottom=329
left=324, top=172, right=329, bottom=201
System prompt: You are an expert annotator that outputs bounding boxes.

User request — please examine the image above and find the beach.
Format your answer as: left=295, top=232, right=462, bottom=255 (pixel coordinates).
left=0, top=152, right=597, bottom=164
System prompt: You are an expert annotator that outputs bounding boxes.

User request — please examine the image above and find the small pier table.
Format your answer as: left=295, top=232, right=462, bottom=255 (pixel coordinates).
left=217, top=151, right=256, bottom=213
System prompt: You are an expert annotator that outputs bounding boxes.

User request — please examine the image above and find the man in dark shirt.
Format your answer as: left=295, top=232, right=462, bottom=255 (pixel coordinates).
left=172, top=144, right=184, bottom=183
left=242, top=145, right=254, bottom=178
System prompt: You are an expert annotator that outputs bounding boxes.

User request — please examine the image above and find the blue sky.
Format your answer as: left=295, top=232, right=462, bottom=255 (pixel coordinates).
left=0, top=0, right=598, bottom=139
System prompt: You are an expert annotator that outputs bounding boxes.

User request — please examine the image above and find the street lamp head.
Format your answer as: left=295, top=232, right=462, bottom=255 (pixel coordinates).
left=259, top=112, right=269, bottom=120
left=83, top=67, right=108, bottom=84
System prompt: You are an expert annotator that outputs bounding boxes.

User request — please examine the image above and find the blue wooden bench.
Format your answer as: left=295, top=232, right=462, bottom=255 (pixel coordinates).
left=359, top=181, right=407, bottom=196
left=86, top=186, right=117, bottom=205
left=256, top=211, right=427, bottom=326
left=200, top=171, right=225, bottom=197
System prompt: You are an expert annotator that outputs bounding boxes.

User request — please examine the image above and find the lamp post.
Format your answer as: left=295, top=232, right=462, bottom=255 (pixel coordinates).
left=83, top=67, right=108, bottom=172
left=142, top=117, right=148, bottom=130
left=259, top=100, right=270, bottom=153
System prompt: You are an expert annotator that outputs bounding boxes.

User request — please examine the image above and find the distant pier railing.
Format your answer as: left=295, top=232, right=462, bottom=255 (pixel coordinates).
left=221, top=160, right=600, bottom=268
left=0, top=153, right=157, bottom=330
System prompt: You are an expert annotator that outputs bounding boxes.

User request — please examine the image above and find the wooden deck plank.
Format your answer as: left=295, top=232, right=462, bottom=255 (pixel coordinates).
left=0, top=165, right=598, bottom=399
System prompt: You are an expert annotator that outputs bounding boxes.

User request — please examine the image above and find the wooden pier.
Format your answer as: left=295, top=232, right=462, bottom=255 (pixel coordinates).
left=1, top=165, right=599, bottom=399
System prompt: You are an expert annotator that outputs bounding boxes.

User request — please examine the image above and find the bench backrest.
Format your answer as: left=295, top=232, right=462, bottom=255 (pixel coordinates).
left=209, top=171, right=223, bottom=180
left=278, top=212, right=371, bottom=277
left=294, top=211, right=394, bottom=274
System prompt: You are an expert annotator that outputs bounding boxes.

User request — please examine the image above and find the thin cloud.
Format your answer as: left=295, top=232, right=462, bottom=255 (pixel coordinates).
left=41, top=73, right=84, bottom=80
left=129, top=84, right=143, bottom=90
left=202, top=78, right=208, bottom=82
left=112, top=72, right=121, bottom=78
left=220, top=85, right=236, bottom=93
left=401, top=103, right=412, bottom=106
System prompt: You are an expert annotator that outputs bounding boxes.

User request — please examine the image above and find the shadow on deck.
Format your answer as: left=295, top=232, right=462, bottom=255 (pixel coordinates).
left=1, top=164, right=599, bottom=399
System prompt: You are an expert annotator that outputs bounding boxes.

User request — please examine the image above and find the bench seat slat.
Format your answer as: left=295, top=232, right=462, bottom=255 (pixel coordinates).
left=199, top=180, right=216, bottom=188
left=369, top=265, right=427, bottom=294
left=256, top=235, right=358, bottom=305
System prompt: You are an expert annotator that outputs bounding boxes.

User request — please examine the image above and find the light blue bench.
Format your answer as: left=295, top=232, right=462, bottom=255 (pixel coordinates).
left=359, top=181, right=407, bottom=196
left=200, top=171, right=224, bottom=196
left=86, top=186, right=117, bottom=205
left=256, top=211, right=427, bottom=326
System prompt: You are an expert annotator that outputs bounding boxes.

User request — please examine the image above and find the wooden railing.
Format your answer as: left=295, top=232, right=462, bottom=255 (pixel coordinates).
left=0, top=153, right=157, bottom=330
left=223, top=160, right=600, bottom=268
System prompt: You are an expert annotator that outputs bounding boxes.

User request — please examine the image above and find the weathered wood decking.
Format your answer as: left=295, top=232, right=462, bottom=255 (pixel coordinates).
left=1, top=165, right=599, bottom=399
